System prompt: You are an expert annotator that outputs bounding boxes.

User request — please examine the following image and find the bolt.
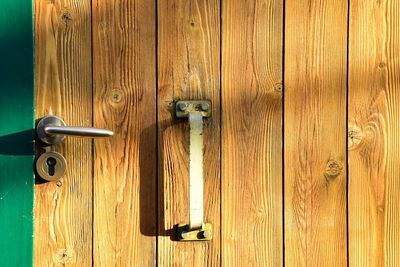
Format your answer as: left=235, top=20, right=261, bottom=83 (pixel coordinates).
left=201, top=102, right=210, bottom=111
left=201, top=230, right=212, bottom=239
left=180, top=231, right=189, bottom=239
left=177, top=102, right=187, bottom=111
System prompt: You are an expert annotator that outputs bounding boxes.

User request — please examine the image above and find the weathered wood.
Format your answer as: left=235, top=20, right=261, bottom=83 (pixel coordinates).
left=221, top=0, right=283, bottom=265
left=157, top=0, right=221, bottom=265
left=31, top=1, right=400, bottom=265
left=0, top=0, right=34, bottom=265
left=284, top=0, right=348, bottom=265
left=348, top=1, right=400, bottom=266
left=92, top=0, right=157, bottom=266
left=34, top=0, right=93, bottom=265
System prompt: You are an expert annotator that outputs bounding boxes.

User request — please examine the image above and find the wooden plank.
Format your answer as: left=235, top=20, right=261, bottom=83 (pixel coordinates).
left=34, top=1, right=93, bottom=265
left=221, top=0, right=283, bottom=265
left=0, top=0, right=34, bottom=265
left=348, top=1, right=400, bottom=266
left=34, top=0, right=93, bottom=265
left=157, top=0, right=220, bottom=265
left=92, top=0, right=157, bottom=266
left=284, top=0, right=348, bottom=266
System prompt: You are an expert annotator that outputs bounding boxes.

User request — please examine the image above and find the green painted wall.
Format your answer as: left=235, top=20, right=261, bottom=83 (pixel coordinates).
left=0, top=0, right=34, bottom=266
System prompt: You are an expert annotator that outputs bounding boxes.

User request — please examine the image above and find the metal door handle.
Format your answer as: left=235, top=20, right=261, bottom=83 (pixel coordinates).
left=175, top=100, right=213, bottom=241
left=44, top=125, right=113, bottom=137
left=37, top=116, right=113, bottom=145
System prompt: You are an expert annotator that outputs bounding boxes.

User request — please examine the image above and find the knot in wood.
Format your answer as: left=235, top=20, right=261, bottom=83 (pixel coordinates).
left=255, top=206, right=267, bottom=219
left=324, top=160, right=343, bottom=179
left=274, top=82, right=282, bottom=93
left=60, top=11, right=73, bottom=24
left=109, top=89, right=124, bottom=104
left=55, top=249, right=73, bottom=263
left=348, top=124, right=363, bottom=150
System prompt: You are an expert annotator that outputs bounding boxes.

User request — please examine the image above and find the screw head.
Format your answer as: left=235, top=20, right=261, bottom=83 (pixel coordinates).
left=177, top=102, right=187, bottom=111
left=200, top=102, right=210, bottom=111
left=180, top=231, right=189, bottom=239
left=201, top=230, right=212, bottom=239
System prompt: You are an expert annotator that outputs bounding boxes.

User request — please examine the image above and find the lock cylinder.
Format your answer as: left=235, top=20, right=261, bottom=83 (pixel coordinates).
left=36, top=151, right=67, bottom=181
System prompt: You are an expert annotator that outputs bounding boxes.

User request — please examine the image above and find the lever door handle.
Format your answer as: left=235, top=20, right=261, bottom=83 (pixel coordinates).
left=44, top=125, right=113, bottom=137
left=37, top=115, right=113, bottom=145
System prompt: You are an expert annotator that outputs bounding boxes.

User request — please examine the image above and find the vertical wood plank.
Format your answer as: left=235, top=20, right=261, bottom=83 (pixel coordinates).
left=221, top=0, right=283, bottom=266
left=92, top=0, right=157, bottom=266
left=348, top=1, right=400, bottom=266
left=0, top=0, right=34, bottom=265
left=284, top=0, right=348, bottom=266
left=157, top=0, right=221, bottom=265
left=34, top=0, right=93, bottom=265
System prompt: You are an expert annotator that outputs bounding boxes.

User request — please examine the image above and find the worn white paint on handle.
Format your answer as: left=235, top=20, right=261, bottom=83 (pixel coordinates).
left=189, top=112, right=204, bottom=229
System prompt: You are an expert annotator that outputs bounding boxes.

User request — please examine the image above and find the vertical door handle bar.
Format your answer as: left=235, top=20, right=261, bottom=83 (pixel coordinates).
left=175, top=100, right=212, bottom=241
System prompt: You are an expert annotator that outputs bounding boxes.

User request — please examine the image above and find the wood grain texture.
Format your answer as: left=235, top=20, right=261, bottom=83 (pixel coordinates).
left=284, top=0, right=348, bottom=266
left=34, top=0, right=93, bottom=265
left=348, top=1, right=400, bottom=266
left=221, top=0, right=283, bottom=266
left=157, top=0, right=220, bottom=266
left=92, top=0, right=157, bottom=266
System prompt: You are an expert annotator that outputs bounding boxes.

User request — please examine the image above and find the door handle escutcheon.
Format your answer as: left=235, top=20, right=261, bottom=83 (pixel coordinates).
left=37, top=116, right=114, bottom=145
left=175, top=100, right=212, bottom=241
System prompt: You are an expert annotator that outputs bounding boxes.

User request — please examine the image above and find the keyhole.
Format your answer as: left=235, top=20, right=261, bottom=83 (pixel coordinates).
left=46, top=157, right=57, bottom=176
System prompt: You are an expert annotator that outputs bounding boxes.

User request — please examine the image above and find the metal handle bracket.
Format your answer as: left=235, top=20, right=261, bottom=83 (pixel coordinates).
left=175, top=100, right=212, bottom=118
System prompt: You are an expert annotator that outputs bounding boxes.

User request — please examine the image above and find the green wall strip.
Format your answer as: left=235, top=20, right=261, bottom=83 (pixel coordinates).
left=0, top=0, right=34, bottom=266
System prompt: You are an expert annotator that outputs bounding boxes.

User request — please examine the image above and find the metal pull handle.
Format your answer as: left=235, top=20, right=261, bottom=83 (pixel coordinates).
left=175, top=100, right=213, bottom=241
left=37, top=116, right=113, bottom=145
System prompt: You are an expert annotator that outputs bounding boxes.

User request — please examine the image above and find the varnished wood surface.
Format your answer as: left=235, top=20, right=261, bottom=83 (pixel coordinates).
left=348, top=0, right=400, bottom=266
left=222, top=0, right=283, bottom=266
left=92, top=0, right=157, bottom=266
left=284, top=0, right=348, bottom=266
left=34, top=0, right=93, bottom=265
left=157, top=0, right=221, bottom=266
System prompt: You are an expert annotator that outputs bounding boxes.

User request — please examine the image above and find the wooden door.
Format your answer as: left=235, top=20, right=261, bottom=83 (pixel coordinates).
left=1, top=0, right=398, bottom=266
